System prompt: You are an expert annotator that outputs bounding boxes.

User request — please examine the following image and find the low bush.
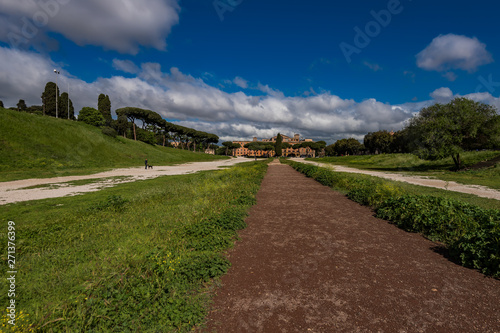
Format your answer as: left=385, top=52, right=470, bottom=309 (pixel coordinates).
left=101, top=126, right=117, bottom=138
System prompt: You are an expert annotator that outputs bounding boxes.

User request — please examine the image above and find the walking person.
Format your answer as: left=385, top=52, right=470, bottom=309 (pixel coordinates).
left=145, top=159, right=148, bottom=169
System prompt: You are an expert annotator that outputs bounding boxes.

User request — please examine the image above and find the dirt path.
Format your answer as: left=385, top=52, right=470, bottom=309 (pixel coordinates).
left=293, top=158, right=500, bottom=201
left=204, top=163, right=500, bottom=332
left=0, top=158, right=246, bottom=205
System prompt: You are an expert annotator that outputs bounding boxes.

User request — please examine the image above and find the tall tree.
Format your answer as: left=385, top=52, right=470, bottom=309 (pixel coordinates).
left=41, top=82, right=59, bottom=117
left=275, top=133, right=283, bottom=157
left=406, top=97, right=500, bottom=170
left=59, top=93, right=75, bottom=119
left=17, top=99, right=27, bottom=111
left=0, top=100, right=4, bottom=108
left=98, top=94, right=112, bottom=124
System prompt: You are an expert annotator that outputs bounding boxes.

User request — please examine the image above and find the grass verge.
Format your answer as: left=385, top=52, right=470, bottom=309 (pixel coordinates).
left=313, top=151, right=500, bottom=190
left=283, top=159, right=500, bottom=278
left=0, top=161, right=267, bottom=332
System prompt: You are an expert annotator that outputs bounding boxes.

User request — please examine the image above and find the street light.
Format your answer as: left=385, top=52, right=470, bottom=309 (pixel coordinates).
left=54, top=69, right=60, bottom=118
left=67, top=81, right=70, bottom=119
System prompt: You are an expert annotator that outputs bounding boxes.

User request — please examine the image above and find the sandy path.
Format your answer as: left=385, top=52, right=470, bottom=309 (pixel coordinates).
left=0, top=158, right=247, bottom=205
left=205, top=163, right=500, bottom=332
left=292, top=158, right=500, bottom=201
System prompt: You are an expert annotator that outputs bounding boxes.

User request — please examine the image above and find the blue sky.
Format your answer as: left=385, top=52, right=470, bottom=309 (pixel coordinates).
left=1, top=0, right=499, bottom=143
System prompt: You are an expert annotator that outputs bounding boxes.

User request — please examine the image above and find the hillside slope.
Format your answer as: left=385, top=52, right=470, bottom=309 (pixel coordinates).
left=0, top=108, right=225, bottom=181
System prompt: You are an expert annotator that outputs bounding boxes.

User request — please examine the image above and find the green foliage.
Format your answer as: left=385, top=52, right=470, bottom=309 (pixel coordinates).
left=78, top=107, right=104, bottom=127
left=59, top=92, right=75, bottom=120
left=101, top=126, right=117, bottom=138
left=41, top=81, right=59, bottom=117
left=406, top=97, right=500, bottom=169
left=275, top=133, right=283, bottom=157
left=98, top=93, right=112, bottom=123
left=377, top=196, right=500, bottom=277
left=88, top=195, right=129, bottom=212
left=0, top=161, right=268, bottom=332
left=327, top=138, right=364, bottom=156
left=16, top=99, right=27, bottom=111
left=364, top=130, right=394, bottom=154
left=285, top=160, right=500, bottom=277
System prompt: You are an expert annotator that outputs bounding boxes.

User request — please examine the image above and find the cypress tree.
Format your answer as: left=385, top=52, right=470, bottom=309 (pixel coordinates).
left=275, top=133, right=283, bottom=157
left=41, top=82, right=59, bottom=117
left=98, top=94, right=112, bottom=124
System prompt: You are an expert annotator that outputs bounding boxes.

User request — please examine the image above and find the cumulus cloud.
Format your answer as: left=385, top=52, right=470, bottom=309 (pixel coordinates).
left=416, top=34, right=493, bottom=73
left=0, top=0, right=180, bottom=54
left=430, top=87, right=454, bottom=103
left=1, top=46, right=498, bottom=144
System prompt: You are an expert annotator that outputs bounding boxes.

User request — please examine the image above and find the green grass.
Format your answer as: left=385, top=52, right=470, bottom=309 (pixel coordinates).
left=313, top=151, right=500, bottom=190
left=332, top=170, right=499, bottom=210
left=0, top=161, right=267, bottom=332
left=0, top=108, right=226, bottom=182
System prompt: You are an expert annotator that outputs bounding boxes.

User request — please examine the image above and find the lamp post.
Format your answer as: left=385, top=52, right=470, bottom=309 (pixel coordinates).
left=67, top=81, right=70, bottom=119
left=54, top=69, right=60, bottom=118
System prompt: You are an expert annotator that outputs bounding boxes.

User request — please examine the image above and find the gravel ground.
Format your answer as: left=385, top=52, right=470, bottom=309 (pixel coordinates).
left=0, top=158, right=246, bottom=205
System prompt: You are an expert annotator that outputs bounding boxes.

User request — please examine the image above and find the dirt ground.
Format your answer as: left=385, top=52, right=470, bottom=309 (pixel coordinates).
left=204, top=162, right=500, bottom=332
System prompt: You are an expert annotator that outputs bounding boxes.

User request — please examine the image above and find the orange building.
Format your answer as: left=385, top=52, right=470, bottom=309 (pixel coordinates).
left=232, top=134, right=316, bottom=158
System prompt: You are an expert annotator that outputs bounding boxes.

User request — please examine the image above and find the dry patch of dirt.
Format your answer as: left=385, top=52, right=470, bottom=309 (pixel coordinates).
left=0, top=158, right=247, bottom=205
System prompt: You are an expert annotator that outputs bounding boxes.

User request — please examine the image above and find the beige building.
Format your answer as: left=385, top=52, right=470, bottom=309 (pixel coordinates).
left=232, top=134, right=316, bottom=158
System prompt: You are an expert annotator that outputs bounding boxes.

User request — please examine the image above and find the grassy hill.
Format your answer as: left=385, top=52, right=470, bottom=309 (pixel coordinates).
left=0, top=108, right=226, bottom=181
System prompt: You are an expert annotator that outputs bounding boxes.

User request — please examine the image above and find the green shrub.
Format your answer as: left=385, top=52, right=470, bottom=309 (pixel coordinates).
left=101, top=126, right=117, bottom=138
left=377, top=195, right=500, bottom=277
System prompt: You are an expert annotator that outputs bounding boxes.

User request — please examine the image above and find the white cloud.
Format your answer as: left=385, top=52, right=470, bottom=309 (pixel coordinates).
left=112, top=59, right=140, bottom=74
left=256, top=83, right=284, bottom=98
left=1, top=46, right=498, bottom=144
left=416, top=34, right=493, bottom=73
left=0, top=0, right=180, bottom=54
left=430, top=87, right=454, bottom=103
left=233, top=77, right=248, bottom=89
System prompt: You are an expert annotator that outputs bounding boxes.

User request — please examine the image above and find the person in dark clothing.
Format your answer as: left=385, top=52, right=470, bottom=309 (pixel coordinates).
left=145, top=159, right=148, bottom=169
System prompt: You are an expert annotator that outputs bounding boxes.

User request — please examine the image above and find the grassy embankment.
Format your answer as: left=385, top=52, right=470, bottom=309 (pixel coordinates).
left=313, top=151, right=500, bottom=190
left=0, top=161, right=268, bottom=332
left=0, top=108, right=226, bottom=182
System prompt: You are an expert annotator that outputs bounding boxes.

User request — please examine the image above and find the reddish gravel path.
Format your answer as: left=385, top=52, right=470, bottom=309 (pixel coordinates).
left=204, top=163, right=500, bottom=332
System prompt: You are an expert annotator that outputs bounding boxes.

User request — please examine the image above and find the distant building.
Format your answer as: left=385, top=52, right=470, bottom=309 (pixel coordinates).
left=232, top=134, right=316, bottom=158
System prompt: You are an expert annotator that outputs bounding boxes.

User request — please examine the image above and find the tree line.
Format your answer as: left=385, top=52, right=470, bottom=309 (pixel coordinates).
left=218, top=134, right=327, bottom=157
left=1, top=82, right=219, bottom=152
left=325, top=97, right=500, bottom=169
